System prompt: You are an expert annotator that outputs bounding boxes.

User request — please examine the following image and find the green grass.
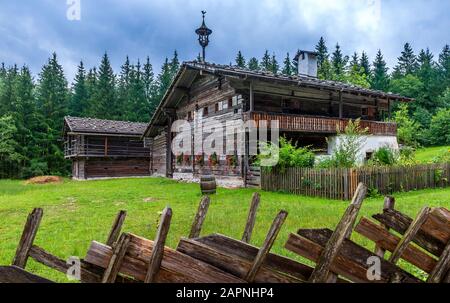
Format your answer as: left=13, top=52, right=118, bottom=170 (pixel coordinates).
left=415, top=145, right=450, bottom=163
left=1, top=177, right=449, bottom=282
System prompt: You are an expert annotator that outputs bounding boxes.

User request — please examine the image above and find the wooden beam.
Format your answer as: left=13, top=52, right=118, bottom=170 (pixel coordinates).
left=249, top=82, right=254, bottom=112
left=12, top=208, right=43, bottom=269
left=144, top=207, right=172, bottom=283
left=86, top=234, right=244, bottom=283
left=427, top=240, right=450, bottom=283
left=106, top=210, right=127, bottom=247
left=374, top=196, right=395, bottom=258
left=104, top=137, right=108, bottom=156
left=0, top=266, right=54, bottom=283
left=189, top=196, right=211, bottom=238
left=389, top=207, right=431, bottom=264
left=338, top=90, right=343, bottom=119
left=245, top=210, right=288, bottom=282
left=102, top=233, right=131, bottom=283
left=242, top=193, right=261, bottom=243
left=308, top=183, right=367, bottom=283
left=355, top=217, right=437, bottom=273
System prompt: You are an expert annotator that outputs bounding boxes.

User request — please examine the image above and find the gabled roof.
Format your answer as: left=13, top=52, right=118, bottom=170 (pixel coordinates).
left=144, top=61, right=413, bottom=137
left=64, top=116, right=148, bottom=136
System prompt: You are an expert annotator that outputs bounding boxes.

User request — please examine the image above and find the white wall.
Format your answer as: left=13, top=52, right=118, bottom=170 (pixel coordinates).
left=327, top=135, right=399, bottom=164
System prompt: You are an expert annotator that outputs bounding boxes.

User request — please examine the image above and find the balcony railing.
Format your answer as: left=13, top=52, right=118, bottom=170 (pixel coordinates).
left=244, top=112, right=397, bottom=136
left=64, top=142, right=150, bottom=158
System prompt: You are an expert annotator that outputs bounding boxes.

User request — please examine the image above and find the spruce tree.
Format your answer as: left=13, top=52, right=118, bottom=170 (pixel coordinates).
left=248, top=57, right=259, bottom=71
left=260, top=50, right=272, bottom=71
left=156, top=58, right=172, bottom=103
left=393, top=43, right=418, bottom=78
left=360, top=51, right=370, bottom=77
left=315, top=37, right=328, bottom=67
left=127, top=60, right=147, bottom=122
left=70, top=61, right=88, bottom=116
left=94, top=53, right=117, bottom=119
left=117, top=56, right=132, bottom=120
left=36, top=52, right=69, bottom=175
left=371, top=50, right=390, bottom=91
left=271, top=53, right=279, bottom=74
left=143, top=56, right=157, bottom=116
left=350, top=52, right=359, bottom=68
left=235, top=51, right=246, bottom=68
left=437, top=45, right=450, bottom=92
left=170, top=50, right=180, bottom=79
left=282, top=53, right=293, bottom=75
left=331, top=43, right=346, bottom=80
left=416, top=48, right=439, bottom=112
left=85, top=68, right=98, bottom=117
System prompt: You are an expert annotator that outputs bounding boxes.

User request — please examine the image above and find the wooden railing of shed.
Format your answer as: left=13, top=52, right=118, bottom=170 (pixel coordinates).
left=244, top=112, right=397, bottom=136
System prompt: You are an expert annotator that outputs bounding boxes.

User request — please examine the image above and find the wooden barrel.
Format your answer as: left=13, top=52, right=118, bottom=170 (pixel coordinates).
left=200, top=175, right=217, bottom=195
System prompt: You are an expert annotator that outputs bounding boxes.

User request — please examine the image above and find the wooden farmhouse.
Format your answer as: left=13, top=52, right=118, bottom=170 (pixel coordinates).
left=143, top=55, right=412, bottom=187
left=63, top=117, right=150, bottom=179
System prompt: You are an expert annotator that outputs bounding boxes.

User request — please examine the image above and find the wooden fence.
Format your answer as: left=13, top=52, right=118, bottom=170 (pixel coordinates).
left=261, top=163, right=450, bottom=200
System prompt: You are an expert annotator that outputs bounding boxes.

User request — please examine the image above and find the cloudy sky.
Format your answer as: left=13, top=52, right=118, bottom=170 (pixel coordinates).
left=0, top=0, right=449, bottom=81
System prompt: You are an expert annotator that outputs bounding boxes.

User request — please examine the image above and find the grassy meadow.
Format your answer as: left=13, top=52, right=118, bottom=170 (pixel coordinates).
left=1, top=177, right=449, bottom=282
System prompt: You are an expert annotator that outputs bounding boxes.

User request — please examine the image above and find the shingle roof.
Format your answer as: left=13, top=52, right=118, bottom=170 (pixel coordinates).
left=64, top=116, right=148, bottom=136
left=183, top=61, right=413, bottom=102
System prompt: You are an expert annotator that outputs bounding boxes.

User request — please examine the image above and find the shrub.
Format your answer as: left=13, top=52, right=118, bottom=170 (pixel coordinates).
left=257, top=137, right=315, bottom=172
left=431, top=149, right=450, bottom=164
left=370, top=147, right=398, bottom=166
left=428, top=108, right=450, bottom=146
left=323, top=119, right=368, bottom=168
left=393, top=104, right=421, bottom=147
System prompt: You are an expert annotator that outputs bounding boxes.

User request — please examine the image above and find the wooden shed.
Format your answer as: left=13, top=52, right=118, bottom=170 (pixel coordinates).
left=63, top=116, right=150, bottom=179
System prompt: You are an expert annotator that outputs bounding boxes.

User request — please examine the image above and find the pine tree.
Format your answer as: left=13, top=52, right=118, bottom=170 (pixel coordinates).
left=70, top=61, right=88, bottom=116
left=93, top=53, right=117, bottom=119
left=248, top=57, right=259, bottom=71
left=350, top=52, right=359, bottom=68
left=437, top=45, right=450, bottom=92
left=235, top=51, right=246, bottom=68
left=170, top=50, right=180, bottom=79
left=393, top=43, right=418, bottom=78
left=271, top=53, right=279, bottom=74
left=360, top=52, right=370, bottom=76
left=371, top=50, right=390, bottom=91
left=127, top=60, right=147, bottom=122
left=315, top=37, right=328, bottom=67
left=331, top=43, right=346, bottom=80
left=0, top=65, right=18, bottom=116
left=260, top=50, right=272, bottom=71
left=143, top=56, right=157, bottom=117
left=156, top=58, right=172, bottom=104
left=36, top=52, right=69, bottom=175
left=85, top=68, right=98, bottom=116
left=117, top=56, right=132, bottom=120
left=282, top=53, right=293, bottom=75
left=416, top=48, right=439, bottom=112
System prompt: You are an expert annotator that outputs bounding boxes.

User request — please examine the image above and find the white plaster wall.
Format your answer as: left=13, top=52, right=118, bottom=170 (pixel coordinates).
left=327, top=135, right=399, bottom=164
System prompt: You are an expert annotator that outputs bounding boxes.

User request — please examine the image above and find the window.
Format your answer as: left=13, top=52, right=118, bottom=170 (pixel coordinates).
left=203, top=107, right=209, bottom=116
left=215, top=103, right=219, bottom=113
left=228, top=98, right=233, bottom=108
left=187, top=111, right=192, bottom=121
left=361, top=107, right=369, bottom=116
left=232, top=96, right=238, bottom=106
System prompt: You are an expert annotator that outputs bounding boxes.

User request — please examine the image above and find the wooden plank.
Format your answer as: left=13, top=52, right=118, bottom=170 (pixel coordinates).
left=85, top=233, right=244, bottom=283
left=242, top=192, right=261, bottom=243
left=102, top=233, right=131, bottom=283
left=106, top=210, right=127, bottom=246
left=145, top=207, right=172, bottom=283
left=389, top=207, right=431, bottom=264
left=177, top=237, right=301, bottom=283
left=373, top=209, right=447, bottom=256
left=374, top=196, right=395, bottom=258
left=245, top=210, right=288, bottom=282
left=189, top=196, right=211, bottom=238
left=0, top=266, right=54, bottom=283
left=308, top=183, right=367, bottom=283
left=355, top=217, right=437, bottom=273
left=12, top=208, right=44, bottom=268
left=192, top=233, right=323, bottom=282
left=427, top=240, right=450, bottom=283
left=286, top=229, right=421, bottom=283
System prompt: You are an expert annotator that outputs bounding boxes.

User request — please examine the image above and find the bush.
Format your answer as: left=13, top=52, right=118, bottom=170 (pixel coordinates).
left=257, top=137, right=315, bottom=172
left=393, top=104, right=421, bottom=147
left=319, top=119, right=368, bottom=168
left=370, top=147, right=398, bottom=166
left=431, top=149, right=450, bottom=164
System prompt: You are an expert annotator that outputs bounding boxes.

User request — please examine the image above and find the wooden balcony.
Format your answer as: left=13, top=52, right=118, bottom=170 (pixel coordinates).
left=64, top=142, right=150, bottom=158
left=244, top=112, right=397, bottom=136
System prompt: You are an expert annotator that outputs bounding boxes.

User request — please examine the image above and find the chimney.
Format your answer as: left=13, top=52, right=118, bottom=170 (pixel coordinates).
left=294, top=50, right=318, bottom=78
